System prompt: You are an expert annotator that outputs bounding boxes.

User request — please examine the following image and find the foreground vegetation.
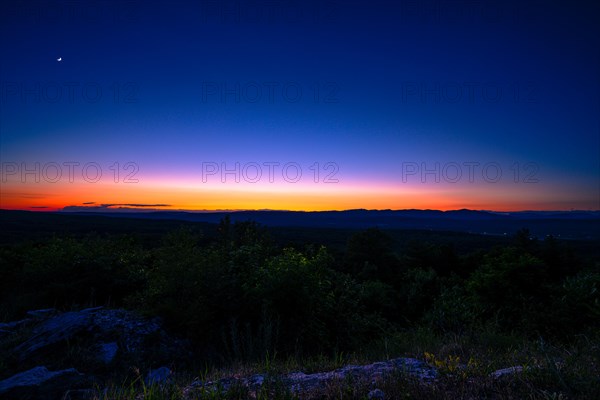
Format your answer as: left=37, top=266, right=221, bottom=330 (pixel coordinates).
left=95, top=331, right=600, bottom=399
left=1, top=214, right=599, bottom=398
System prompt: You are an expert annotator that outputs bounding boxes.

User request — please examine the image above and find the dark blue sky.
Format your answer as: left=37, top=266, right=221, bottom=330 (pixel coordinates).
left=1, top=0, right=598, bottom=211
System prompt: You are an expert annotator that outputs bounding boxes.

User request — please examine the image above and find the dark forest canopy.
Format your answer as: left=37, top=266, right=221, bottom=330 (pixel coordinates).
left=1, top=211, right=598, bottom=361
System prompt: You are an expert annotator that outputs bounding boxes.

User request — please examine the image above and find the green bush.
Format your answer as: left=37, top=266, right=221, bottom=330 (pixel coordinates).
left=549, top=269, right=600, bottom=334
left=466, top=247, right=548, bottom=329
left=0, top=235, right=147, bottom=318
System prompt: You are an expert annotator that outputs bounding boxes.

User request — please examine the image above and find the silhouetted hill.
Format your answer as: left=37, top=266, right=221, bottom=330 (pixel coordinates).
left=2, top=209, right=599, bottom=248
left=50, top=209, right=600, bottom=239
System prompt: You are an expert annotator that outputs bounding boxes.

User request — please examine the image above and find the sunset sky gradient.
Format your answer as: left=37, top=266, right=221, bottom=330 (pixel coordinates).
left=1, top=0, right=598, bottom=212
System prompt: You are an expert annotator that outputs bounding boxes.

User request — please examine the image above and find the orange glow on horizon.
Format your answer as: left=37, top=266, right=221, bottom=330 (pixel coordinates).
left=1, top=177, right=597, bottom=212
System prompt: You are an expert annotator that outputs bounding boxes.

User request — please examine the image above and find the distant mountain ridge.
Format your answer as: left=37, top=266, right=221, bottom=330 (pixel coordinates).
left=58, top=207, right=600, bottom=220
left=1, top=208, right=599, bottom=240
left=48, top=208, right=600, bottom=239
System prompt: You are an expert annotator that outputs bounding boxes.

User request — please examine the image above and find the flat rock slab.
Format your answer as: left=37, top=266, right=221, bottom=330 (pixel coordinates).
left=14, top=307, right=102, bottom=360
left=0, top=366, right=84, bottom=399
left=286, top=358, right=437, bottom=394
left=186, top=357, right=437, bottom=397
left=10, top=307, right=168, bottom=364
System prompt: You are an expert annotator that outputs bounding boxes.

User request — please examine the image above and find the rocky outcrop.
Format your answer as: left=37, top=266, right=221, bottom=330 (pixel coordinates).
left=3, top=307, right=186, bottom=366
left=15, top=307, right=101, bottom=360
left=0, top=307, right=188, bottom=399
left=2, top=307, right=534, bottom=399
left=0, top=366, right=85, bottom=399
left=185, top=357, right=438, bottom=398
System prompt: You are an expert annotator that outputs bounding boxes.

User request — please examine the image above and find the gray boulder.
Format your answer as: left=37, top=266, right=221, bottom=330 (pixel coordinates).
left=96, top=342, right=119, bottom=365
left=145, top=366, right=172, bottom=386
left=14, top=307, right=102, bottom=360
